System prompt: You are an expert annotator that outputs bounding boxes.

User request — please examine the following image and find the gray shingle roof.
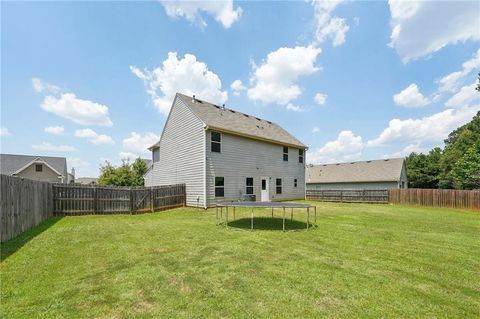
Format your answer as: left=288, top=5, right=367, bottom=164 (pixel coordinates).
left=176, top=93, right=306, bottom=148
left=0, top=153, right=67, bottom=176
left=306, top=158, right=405, bottom=184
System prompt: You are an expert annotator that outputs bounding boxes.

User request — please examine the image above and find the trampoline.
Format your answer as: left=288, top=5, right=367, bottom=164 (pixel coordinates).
left=215, top=202, right=317, bottom=231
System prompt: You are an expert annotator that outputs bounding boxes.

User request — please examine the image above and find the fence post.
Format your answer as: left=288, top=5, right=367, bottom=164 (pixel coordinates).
left=150, top=187, right=154, bottom=213
left=93, top=186, right=97, bottom=214
left=130, top=188, right=134, bottom=214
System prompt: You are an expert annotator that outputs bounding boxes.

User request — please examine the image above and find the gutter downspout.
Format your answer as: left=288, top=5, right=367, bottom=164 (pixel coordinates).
left=203, top=125, right=208, bottom=209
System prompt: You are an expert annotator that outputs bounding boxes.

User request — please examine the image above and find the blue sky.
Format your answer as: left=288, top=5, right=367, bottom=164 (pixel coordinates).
left=1, top=1, right=479, bottom=177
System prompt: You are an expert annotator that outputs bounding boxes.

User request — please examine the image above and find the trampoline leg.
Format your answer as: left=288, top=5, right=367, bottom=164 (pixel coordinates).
left=233, top=206, right=236, bottom=220
left=271, top=207, right=274, bottom=218
left=307, top=207, right=310, bottom=230
left=251, top=208, right=254, bottom=231
left=216, top=206, right=218, bottom=225
left=283, top=207, right=286, bottom=231
left=226, top=207, right=228, bottom=228
left=314, top=206, right=317, bottom=226
left=291, top=207, right=293, bottom=221
left=220, top=207, right=223, bottom=224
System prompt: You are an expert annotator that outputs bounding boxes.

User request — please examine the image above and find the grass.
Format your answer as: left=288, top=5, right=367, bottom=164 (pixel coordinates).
left=1, top=202, right=479, bottom=318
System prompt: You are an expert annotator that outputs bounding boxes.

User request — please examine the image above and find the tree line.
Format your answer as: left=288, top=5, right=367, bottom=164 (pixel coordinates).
left=406, top=111, right=479, bottom=190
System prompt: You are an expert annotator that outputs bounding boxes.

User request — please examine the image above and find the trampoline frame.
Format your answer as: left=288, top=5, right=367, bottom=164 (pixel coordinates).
left=215, top=202, right=317, bottom=231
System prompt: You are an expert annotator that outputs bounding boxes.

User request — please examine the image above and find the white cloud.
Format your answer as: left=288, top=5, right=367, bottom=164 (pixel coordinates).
left=41, top=93, right=113, bottom=127
left=0, top=127, right=11, bottom=136
left=44, top=126, right=64, bottom=135
left=309, top=130, right=363, bottom=164
left=383, top=143, right=432, bottom=158
left=311, top=0, right=349, bottom=47
left=438, top=49, right=480, bottom=92
left=68, top=157, right=95, bottom=177
left=286, top=103, right=305, bottom=112
left=248, top=46, right=321, bottom=106
left=130, top=52, right=228, bottom=116
left=367, top=106, right=479, bottom=149
left=74, top=128, right=114, bottom=145
left=312, top=126, right=320, bottom=133
left=122, top=132, right=159, bottom=158
left=32, top=142, right=77, bottom=152
left=230, top=79, right=246, bottom=96
left=393, top=83, right=430, bottom=107
left=32, top=78, right=61, bottom=94
left=314, top=93, right=327, bottom=106
left=445, top=83, right=479, bottom=108
left=388, top=0, right=480, bottom=62
left=160, top=0, right=242, bottom=28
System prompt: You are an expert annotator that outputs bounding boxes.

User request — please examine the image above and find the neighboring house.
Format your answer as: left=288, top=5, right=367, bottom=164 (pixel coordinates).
left=0, top=153, right=69, bottom=183
left=306, top=158, right=408, bottom=190
left=76, top=177, right=98, bottom=185
left=145, top=93, right=307, bottom=208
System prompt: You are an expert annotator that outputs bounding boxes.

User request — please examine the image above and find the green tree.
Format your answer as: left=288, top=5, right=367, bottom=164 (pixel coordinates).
left=450, top=144, right=480, bottom=190
left=406, top=147, right=442, bottom=188
left=97, top=158, right=147, bottom=187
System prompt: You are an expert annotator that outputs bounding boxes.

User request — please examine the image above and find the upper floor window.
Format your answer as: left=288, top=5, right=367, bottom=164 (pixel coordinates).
left=215, top=177, right=224, bottom=197
left=35, top=164, right=43, bottom=172
left=283, top=146, right=288, bottom=161
left=152, top=148, right=160, bottom=163
left=276, top=178, right=282, bottom=194
left=299, top=149, right=304, bottom=163
left=246, top=177, right=254, bottom=195
left=211, top=131, right=221, bottom=153
left=294, top=179, right=298, bottom=188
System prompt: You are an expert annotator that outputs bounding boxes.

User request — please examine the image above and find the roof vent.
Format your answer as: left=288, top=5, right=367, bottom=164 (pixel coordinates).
left=243, top=114, right=249, bottom=118
left=336, top=163, right=340, bottom=166
left=222, top=104, right=226, bottom=110
left=229, top=109, right=236, bottom=113
left=367, top=160, right=371, bottom=163
left=255, top=117, right=261, bottom=121
left=192, top=94, right=195, bottom=103
left=384, top=159, right=389, bottom=161
left=267, top=121, right=272, bottom=124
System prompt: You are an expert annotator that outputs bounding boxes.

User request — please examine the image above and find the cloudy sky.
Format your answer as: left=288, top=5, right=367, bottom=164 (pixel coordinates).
left=1, top=1, right=479, bottom=177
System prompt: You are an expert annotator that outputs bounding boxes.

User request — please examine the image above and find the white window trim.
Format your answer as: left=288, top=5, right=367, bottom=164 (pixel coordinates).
left=211, top=131, right=222, bottom=153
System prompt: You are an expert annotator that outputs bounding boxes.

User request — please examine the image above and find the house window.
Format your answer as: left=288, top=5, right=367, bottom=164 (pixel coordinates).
left=246, top=177, right=254, bottom=195
left=294, top=179, right=298, bottom=188
left=211, top=131, right=221, bottom=153
left=299, top=149, right=304, bottom=163
left=152, top=148, right=160, bottom=163
left=276, top=178, right=282, bottom=194
left=215, top=177, right=224, bottom=197
left=35, top=164, right=43, bottom=172
left=261, top=179, right=266, bottom=191
left=283, top=146, right=288, bottom=161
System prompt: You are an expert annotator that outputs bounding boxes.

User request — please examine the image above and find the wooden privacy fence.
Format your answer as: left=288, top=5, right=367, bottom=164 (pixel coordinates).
left=53, top=184, right=186, bottom=215
left=1, top=175, right=54, bottom=242
left=306, top=189, right=389, bottom=203
left=389, top=188, right=480, bottom=210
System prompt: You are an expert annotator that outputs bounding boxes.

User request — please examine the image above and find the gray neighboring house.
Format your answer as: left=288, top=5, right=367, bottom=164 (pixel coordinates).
left=306, top=158, right=408, bottom=190
left=76, top=177, right=98, bottom=185
left=0, top=153, right=70, bottom=183
left=145, top=93, right=307, bottom=208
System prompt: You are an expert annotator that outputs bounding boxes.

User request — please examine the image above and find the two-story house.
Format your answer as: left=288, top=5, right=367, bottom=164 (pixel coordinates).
left=144, top=93, right=307, bottom=208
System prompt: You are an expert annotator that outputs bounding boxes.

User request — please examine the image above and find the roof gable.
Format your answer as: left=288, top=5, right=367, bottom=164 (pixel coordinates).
left=0, top=154, right=67, bottom=176
left=176, top=93, right=306, bottom=148
left=306, top=158, right=405, bottom=184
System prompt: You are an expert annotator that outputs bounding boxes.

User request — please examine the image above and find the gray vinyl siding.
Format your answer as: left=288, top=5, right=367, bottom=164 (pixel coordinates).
left=144, top=97, right=205, bottom=207
left=306, top=181, right=399, bottom=190
left=15, top=163, right=63, bottom=183
left=206, top=130, right=305, bottom=206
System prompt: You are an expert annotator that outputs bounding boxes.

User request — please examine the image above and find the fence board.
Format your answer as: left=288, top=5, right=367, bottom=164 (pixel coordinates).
left=389, top=188, right=480, bottom=210
left=0, top=175, right=54, bottom=242
left=306, top=189, right=389, bottom=203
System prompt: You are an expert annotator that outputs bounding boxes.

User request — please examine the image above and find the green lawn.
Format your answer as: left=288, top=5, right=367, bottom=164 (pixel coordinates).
left=1, top=202, right=479, bottom=318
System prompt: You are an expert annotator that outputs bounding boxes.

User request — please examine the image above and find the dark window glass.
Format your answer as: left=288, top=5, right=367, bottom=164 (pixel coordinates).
left=283, top=146, right=288, bottom=161
left=299, top=149, right=304, bottom=163
left=35, top=164, right=43, bottom=172
left=276, top=178, right=282, bottom=194
left=211, top=131, right=221, bottom=153
left=215, top=177, right=224, bottom=197
left=246, top=177, right=254, bottom=195
left=261, top=179, right=266, bottom=190
left=294, top=179, right=298, bottom=188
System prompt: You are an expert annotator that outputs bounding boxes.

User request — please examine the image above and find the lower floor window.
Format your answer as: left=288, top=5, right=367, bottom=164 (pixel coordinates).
left=246, top=177, right=254, bottom=194
left=294, top=179, right=298, bottom=188
left=215, top=177, right=224, bottom=197
left=276, top=178, right=282, bottom=194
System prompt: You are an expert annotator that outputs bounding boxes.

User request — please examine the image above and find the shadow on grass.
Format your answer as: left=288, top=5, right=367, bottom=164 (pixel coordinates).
left=1, top=217, right=63, bottom=262
left=225, top=217, right=313, bottom=231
